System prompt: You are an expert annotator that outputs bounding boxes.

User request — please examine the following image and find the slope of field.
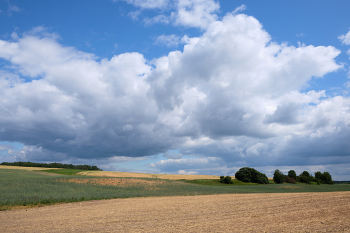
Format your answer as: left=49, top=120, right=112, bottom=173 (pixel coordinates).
left=2, top=167, right=350, bottom=210
left=1, top=192, right=350, bottom=232
left=78, top=170, right=220, bottom=180
left=0, top=165, right=61, bottom=171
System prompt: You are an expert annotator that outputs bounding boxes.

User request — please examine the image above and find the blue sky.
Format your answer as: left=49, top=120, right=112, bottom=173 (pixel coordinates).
left=1, top=0, right=350, bottom=180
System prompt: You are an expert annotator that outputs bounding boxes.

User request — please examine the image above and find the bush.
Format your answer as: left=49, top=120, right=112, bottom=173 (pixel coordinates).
left=273, top=169, right=285, bottom=184
left=235, top=167, right=269, bottom=184
left=284, top=176, right=297, bottom=184
left=220, top=176, right=233, bottom=184
left=298, top=176, right=311, bottom=184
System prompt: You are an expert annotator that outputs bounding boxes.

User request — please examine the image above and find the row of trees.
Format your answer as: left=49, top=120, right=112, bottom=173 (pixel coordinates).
left=273, top=169, right=333, bottom=184
left=222, top=167, right=334, bottom=185
left=0, top=161, right=102, bottom=171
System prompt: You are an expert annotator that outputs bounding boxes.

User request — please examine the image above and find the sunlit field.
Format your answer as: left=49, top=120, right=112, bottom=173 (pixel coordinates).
left=1, top=167, right=350, bottom=211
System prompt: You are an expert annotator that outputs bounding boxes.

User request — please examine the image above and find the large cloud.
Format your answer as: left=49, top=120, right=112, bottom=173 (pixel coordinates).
left=0, top=12, right=349, bottom=175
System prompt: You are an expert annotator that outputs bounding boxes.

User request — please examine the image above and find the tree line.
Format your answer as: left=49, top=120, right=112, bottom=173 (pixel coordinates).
left=220, top=167, right=334, bottom=185
left=273, top=169, right=334, bottom=184
left=0, top=161, right=102, bottom=171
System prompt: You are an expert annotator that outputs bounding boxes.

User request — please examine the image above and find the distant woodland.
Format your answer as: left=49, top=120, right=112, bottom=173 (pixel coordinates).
left=0, top=161, right=102, bottom=171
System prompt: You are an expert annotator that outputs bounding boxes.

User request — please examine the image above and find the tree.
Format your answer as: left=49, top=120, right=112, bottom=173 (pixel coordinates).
left=300, top=171, right=310, bottom=177
left=315, top=171, right=322, bottom=180
left=322, top=172, right=333, bottom=184
left=288, top=170, right=297, bottom=180
left=273, top=169, right=284, bottom=184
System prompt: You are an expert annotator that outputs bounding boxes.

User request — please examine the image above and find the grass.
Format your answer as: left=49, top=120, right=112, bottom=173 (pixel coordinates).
left=1, top=168, right=350, bottom=210
left=39, top=169, right=85, bottom=175
left=185, top=179, right=259, bottom=185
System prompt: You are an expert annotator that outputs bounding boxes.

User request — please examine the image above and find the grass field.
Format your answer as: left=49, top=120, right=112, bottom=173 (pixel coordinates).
left=1, top=167, right=350, bottom=210
left=40, top=169, right=86, bottom=175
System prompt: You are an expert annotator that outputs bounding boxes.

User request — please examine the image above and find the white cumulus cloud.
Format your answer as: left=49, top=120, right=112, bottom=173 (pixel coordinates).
left=339, top=29, right=350, bottom=45
left=155, top=34, right=181, bottom=47
left=118, top=0, right=170, bottom=9
left=172, top=0, right=220, bottom=29
left=0, top=13, right=349, bottom=175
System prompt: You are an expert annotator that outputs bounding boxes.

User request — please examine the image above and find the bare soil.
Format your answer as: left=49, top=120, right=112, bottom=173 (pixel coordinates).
left=59, top=177, right=168, bottom=188
left=1, top=192, right=350, bottom=232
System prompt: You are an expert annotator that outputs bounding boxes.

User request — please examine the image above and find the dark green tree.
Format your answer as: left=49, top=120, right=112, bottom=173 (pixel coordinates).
left=300, top=171, right=310, bottom=177
left=315, top=171, right=323, bottom=180
left=288, top=170, right=297, bottom=180
left=235, top=167, right=269, bottom=184
left=273, top=169, right=284, bottom=184
left=322, top=172, right=333, bottom=184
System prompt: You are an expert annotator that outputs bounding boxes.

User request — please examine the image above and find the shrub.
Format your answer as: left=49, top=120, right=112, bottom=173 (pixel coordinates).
left=284, top=176, right=297, bottom=184
left=273, top=169, right=285, bottom=184
left=220, top=176, right=233, bottom=184
left=235, top=167, right=269, bottom=184
left=298, top=176, right=311, bottom=184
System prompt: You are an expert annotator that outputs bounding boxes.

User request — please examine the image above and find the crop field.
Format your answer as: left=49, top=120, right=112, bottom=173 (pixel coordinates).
left=78, top=170, right=220, bottom=180
left=1, top=166, right=350, bottom=232
left=1, top=192, right=350, bottom=232
left=1, top=167, right=350, bottom=210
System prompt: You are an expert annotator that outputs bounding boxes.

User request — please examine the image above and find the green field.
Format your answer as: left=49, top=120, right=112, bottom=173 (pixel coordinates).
left=1, top=168, right=350, bottom=210
left=39, top=169, right=85, bottom=175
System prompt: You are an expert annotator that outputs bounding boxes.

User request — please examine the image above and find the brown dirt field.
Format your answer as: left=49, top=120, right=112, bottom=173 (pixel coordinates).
left=0, top=165, right=61, bottom=171
left=59, top=177, right=168, bottom=188
left=78, top=170, right=220, bottom=180
left=1, top=192, right=350, bottom=232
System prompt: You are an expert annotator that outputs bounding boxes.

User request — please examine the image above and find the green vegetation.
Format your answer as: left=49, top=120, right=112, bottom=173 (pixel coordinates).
left=1, top=161, right=102, bottom=171
left=39, top=169, right=86, bottom=175
left=186, top=179, right=258, bottom=185
left=288, top=170, right=297, bottom=181
left=314, top=171, right=334, bottom=184
left=219, top=176, right=233, bottom=184
left=284, top=176, right=297, bottom=184
left=235, top=167, right=269, bottom=184
left=1, top=168, right=349, bottom=210
left=273, top=169, right=285, bottom=184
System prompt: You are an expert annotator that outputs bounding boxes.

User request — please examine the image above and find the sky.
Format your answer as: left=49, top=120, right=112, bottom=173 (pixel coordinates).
left=1, top=0, right=350, bottom=180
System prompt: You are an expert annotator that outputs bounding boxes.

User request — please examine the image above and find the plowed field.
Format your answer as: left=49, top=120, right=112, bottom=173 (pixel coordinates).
left=1, top=192, right=350, bottom=232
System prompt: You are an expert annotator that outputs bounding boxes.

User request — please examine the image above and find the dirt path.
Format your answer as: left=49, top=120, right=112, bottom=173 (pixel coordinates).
left=1, top=192, right=350, bottom=232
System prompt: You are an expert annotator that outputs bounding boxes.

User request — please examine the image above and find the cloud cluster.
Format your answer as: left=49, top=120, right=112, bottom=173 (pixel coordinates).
left=155, top=34, right=181, bottom=47
left=119, top=0, right=170, bottom=9
left=124, top=0, right=220, bottom=29
left=339, top=29, right=350, bottom=45
left=0, top=11, right=349, bottom=177
left=172, top=0, right=220, bottom=29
